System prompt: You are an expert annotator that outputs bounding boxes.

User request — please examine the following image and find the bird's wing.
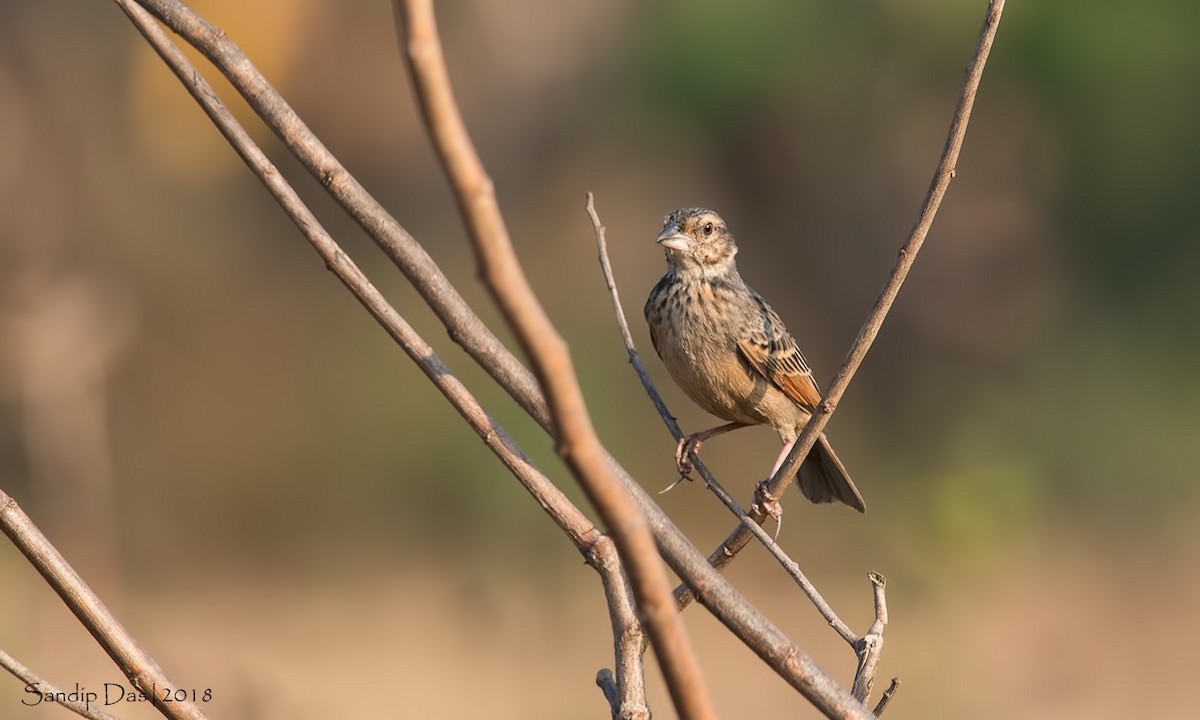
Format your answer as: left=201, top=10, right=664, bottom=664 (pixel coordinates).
left=735, top=293, right=823, bottom=410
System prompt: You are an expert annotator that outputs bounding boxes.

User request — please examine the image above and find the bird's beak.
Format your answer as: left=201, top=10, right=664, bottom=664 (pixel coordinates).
left=656, top=228, right=691, bottom=252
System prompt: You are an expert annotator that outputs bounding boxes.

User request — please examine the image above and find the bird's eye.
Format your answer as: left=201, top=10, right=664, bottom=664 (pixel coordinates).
left=703, top=222, right=714, bottom=236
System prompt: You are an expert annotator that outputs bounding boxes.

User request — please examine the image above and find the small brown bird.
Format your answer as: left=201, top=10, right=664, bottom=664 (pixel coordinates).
left=644, top=207, right=866, bottom=513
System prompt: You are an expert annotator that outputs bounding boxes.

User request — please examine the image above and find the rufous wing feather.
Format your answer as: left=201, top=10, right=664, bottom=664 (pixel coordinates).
left=734, top=299, right=823, bottom=411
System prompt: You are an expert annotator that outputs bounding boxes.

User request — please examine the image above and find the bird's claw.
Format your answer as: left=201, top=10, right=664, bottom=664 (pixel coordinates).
left=658, top=474, right=689, bottom=494
left=752, top=480, right=784, bottom=539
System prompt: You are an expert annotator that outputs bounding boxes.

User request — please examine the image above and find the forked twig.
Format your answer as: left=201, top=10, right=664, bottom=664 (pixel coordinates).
left=851, top=573, right=890, bottom=702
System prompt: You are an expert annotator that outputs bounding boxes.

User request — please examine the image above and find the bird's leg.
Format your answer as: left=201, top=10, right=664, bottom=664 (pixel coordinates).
left=674, top=422, right=749, bottom=476
left=768, top=435, right=798, bottom=477
left=753, top=436, right=797, bottom=537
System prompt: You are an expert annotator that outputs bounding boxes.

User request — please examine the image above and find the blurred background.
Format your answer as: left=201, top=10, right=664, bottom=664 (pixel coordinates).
left=2, top=0, right=1198, bottom=717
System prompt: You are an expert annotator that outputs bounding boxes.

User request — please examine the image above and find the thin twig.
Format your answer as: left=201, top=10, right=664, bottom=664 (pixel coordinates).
left=123, top=2, right=877, bottom=713
left=596, top=669, right=621, bottom=719
left=851, top=573, right=889, bottom=703
left=711, top=0, right=1007, bottom=588
left=0, top=490, right=204, bottom=720
left=872, top=678, right=901, bottom=717
left=588, top=194, right=857, bottom=639
left=0, top=648, right=122, bottom=720
left=395, top=2, right=713, bottom=717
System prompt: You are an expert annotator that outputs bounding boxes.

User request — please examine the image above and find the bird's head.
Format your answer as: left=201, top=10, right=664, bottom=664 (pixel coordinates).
left=656, top=207, right=738, bottom=275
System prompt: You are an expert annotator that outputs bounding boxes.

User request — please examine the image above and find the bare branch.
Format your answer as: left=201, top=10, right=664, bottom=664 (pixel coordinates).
left=0, top=490, right=205, bottom=720
left=395, top=2, right=712, bottom=717
left=0, top=649, right=122, bottom=720
left=851, top=573, right=890, bottom=703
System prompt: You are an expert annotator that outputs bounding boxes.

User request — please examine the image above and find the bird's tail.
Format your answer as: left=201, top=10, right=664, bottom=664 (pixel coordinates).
left=797, top=435, right=866, bottom=513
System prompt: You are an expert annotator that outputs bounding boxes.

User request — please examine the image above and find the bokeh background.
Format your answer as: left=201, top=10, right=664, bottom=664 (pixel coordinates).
left=2, top=1, right=1198, bottom=717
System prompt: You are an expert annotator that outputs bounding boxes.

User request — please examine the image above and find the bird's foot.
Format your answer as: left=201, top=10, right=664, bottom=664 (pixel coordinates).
left=752, top=480, right=784, bottom=539
left=674, top=433, right=706, bottom=476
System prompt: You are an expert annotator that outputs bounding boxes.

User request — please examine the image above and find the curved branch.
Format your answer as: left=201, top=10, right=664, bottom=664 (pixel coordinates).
left=766, top=0, right=1007, bottom=495
left=394, top=2, right=712, bottom=717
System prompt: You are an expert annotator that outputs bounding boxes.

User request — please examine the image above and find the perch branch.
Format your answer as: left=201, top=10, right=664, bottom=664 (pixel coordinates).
left=0, top=490, right=204, bottom=720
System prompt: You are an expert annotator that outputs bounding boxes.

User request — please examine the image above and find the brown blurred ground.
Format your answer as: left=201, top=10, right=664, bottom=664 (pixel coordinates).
left=2, top=1, right=1198, bottom=718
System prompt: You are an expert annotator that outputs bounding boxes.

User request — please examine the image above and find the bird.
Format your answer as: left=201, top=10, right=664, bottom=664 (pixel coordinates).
left=643, top=207, right=866, bottom=514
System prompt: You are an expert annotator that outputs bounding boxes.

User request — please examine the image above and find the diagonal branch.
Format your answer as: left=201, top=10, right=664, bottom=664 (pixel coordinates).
left=394, top=2, right=712, bottom=717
